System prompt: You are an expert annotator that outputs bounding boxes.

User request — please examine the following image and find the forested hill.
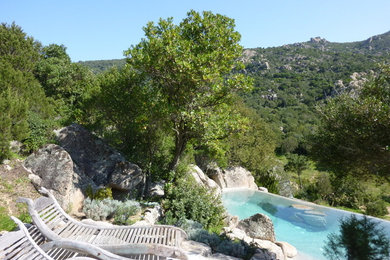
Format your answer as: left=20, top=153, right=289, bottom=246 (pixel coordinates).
left=78, top=59, right=126, bottom=74
left=240, top=31, right=390, bottom=153
left=80, top=31, right=390, bottom=153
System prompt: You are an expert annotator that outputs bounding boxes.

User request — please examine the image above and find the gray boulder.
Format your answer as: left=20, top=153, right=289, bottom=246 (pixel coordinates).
left=237, top=213, right=276, bottom=242
left=207, top=163, right=227, bottom=189
left=56, top=124, right=126, bottom=186
left=147, top=181, right=165, bottom=198
left=181, top=240, right=212, bottom=257
left=108, top=161, right=143, bottom=191
left=24, top=144, right=95, bottom=213
left=56, top=123, right=144, bottom=192
left=188, top=164, right=221, bottom=195
left=223, top=167, right=258, bottom=190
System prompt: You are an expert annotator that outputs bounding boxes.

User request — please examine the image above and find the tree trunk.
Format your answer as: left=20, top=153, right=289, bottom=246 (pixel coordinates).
left=169, top=131, right=187, bottom=171
left=298, top=172, right=303, bottom=189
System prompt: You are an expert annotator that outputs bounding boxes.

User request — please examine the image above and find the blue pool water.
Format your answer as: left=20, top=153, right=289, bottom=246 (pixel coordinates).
left=222, top=188, right=390, bottom=260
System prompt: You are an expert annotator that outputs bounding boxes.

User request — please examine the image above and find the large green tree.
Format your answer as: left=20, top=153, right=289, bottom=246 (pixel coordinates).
left=35, top=44, right=98, bottom=123
left=311, top=65, right=390, bottom=178
left=0, top=23, right=51, bottom=159
left=125, top=10, right=252, bottom=170
left=285, top=153, right=309, bottom=189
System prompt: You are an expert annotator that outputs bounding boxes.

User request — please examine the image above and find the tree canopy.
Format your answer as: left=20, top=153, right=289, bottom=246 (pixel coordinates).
left=124, top=10, right=252, bottom=170
left=311, top=65, right=390, bottom=178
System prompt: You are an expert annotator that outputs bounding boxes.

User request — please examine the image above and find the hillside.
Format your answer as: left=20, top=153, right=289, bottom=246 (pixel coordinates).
left=241, top=31, right=390, bottom=152
left=80, top=31, right=390, bottom=152
left=78, top=59, right=126, bottom=74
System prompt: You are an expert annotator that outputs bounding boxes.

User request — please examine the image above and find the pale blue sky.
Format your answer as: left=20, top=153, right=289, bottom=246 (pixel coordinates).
left=1, top=0, right=389, bottom=61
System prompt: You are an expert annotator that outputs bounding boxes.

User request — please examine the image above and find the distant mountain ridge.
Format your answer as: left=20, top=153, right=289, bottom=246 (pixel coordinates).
left=80, top=30, right=390, bottom=73
left=284, top=31, right=390, bottom=55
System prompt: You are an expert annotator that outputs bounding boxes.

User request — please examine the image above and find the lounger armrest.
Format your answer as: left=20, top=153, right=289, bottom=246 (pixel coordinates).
left=39, top=186, right=50, bottom=195
left=41, top=240, right=129, bottom=260
left=17, top=197, right=34, bottom=206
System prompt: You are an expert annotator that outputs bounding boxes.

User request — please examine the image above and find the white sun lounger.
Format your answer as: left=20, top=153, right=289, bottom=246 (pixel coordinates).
left=18, top=188, right=188, bottom=260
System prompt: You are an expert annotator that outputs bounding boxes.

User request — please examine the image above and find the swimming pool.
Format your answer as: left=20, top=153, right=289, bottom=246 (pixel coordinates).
left=222, top=188, right=390, bottom=260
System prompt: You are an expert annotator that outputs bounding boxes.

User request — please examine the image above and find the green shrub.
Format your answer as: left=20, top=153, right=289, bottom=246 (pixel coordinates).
left=255, top=172, right=279, bottom=194
left=83, top=198, right=119, bottom=221
left=330, top=175, right=367, bottom=209
left=23, top=112, right=55, bottom=153
left=85, top=185, right=113, bottom=200
left=113, top=200, right=141, bottom=225
left=83, top=198, right=140, bottom=223
left=365, top=199, right=388, bottom=217
left=162, top=176, right=224, bottom=231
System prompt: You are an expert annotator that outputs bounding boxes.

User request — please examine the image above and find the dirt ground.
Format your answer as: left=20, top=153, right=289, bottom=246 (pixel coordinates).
left=0, top=159, right=40, bottom=217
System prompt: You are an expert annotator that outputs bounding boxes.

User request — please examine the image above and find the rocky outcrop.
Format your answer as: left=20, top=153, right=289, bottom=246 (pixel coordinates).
left=275, top=242, right=297, bottom=259
left=225, top=227, right=285, bottom=260
left=189, top=164, right=221, bottom=195
left=181, top=240, right=212, bottom=257
left=24, top=124, right=145, bottom=212
left=206, top=166, right=257, bottom=190
left=56, top=123, right=144, bottom=189
left=108, top=161, right=143, bottom=191
left=24, top=144, right=95, bottom=213
left=224, top=213, right=298, bottom=260
left=237, top=213, right=276, bottom=242
left=133, top=205, right=163, bottom=226
left=147, top=181, right=165, bottom=198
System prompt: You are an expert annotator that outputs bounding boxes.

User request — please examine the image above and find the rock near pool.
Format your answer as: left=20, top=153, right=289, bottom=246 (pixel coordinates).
left=237, top=213, right=276, bottom=242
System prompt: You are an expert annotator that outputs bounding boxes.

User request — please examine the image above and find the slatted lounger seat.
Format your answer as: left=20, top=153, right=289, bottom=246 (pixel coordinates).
left=0, top=216, right=132, bottom=260
left=18, top=188, right=188, bottom=260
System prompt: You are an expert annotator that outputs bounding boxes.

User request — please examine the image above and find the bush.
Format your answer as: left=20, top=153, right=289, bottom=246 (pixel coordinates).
left=256, top=172, right=279, bottom=194
left=83, top=198, right=119, bottom=221
left=330, top=175, right=367, bottom=209
left=23, top=112, right=55, bottom=154
left=162, top=176, right=224, bottom=231
left=324, top=215, right=390, bottom=260
left=113, top=200, right=141, bottom=225
left=85, top=185, right=113, bottom=200
left=83, top=198, right=140, bottom=223
left=365, top=199, right=388, bottom=217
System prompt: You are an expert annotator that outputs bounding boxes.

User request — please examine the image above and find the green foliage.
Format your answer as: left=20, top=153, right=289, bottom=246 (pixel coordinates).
left=226, top=101, right=276, bottom=172
left=92, top=66, right=173, bottom=179
left=23, top=112, right=55, bottom=153
left=311, top=65, right=390, bottom=177
left=285, top=153, right=309, bottom=189
left=0, top=205, right=31, bottom=231
left=365, top=199, right=388, bottom=217
left=0, top=23, right=53, bottom=160
left=256, top=172, right=280, bottom=194
left=324, top=215, right=390, bottom=260
left=35, top=44, right=98, bottom=123
left=162, top=175, right=224, bottom=231
left=125, top=10, right=252, bottom=170
left=113, top=200, right=142, bottom=225
left=79, top=59, right=126, bottom=74
left=0, top=22, right=41, bottom=73
left=0, top=88, right=28, bottom=160
left=85, top=186, right=113, bottom=200
left=82, top=198, right=140, bottom=223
